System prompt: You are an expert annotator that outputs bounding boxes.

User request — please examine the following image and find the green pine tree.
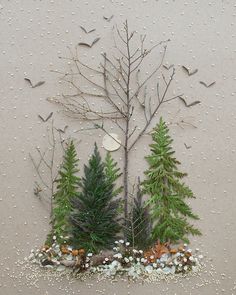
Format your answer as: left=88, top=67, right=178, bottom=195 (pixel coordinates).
left=52, top=140, right=80, bottom=244
left=69, top=143, right=120, bottom=253
left=142, top=118, right=201, bottom=244
left=126, top=177, right=152, bottom=250
left=104, top=152, right=122, bottom=198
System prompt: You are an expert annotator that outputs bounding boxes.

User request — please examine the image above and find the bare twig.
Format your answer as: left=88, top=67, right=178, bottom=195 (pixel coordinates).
left=29, top=121, right=65, bottom=222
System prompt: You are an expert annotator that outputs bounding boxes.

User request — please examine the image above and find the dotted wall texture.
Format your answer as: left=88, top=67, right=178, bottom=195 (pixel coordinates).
left=0, top=1, right=236, bottom=294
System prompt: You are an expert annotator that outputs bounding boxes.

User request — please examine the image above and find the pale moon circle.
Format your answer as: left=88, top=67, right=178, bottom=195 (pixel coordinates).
left=102, top=133, right=121, bottom=152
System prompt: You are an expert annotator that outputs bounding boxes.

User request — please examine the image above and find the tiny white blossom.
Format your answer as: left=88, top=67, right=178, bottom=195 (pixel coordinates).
left=129, top=256, right=133, bottom=262
left=87, top=253, right=93, bottom=257
left=183, top=257, right=187, bottom=263
left=150, top=255, right=154, bottom=260
left=125, top=242, right=130, bottom=246
left=189, top=256, right=194, bottom=261
left=139, top=250, right=143, bottom=254
left=53, top=235, right=56, bottom=240
left=105, top=257, right=109, bottom=261
left=119, top=239, right=124, bottom=244
left=198, top=254, right=203, bottom=259
left=124, top=257, right=129, bottom=263
left=179, top=263, right=183, bottom=268
left=184, top=265, right=188, bottom=271
left=115, top=241, right=119, bottom=244
left=141, top=258, right=147, bottom=264
left=153, top=263, right=157, bottom=268
left=114, top=253, right=122, bottom=259
left=85, top=263, right=89, bottom=268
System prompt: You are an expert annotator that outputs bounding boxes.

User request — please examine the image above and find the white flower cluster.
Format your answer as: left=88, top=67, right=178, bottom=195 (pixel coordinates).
left=91, top=241, right=203, bottom=279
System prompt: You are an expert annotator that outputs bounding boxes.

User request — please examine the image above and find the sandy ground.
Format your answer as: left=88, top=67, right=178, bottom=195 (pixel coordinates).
left=0, top=0, right=236, bottom=294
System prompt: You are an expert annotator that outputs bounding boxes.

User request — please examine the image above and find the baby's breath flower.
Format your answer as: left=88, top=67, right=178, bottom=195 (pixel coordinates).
left=113, top=253, right=122, bottom=259
left=189, top=256, right=194, bottom=261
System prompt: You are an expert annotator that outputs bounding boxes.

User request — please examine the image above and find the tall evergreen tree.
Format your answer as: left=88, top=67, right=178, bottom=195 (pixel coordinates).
left=142, top=118, right=201, bottom=243
left=69, top=144, right=120, bottom=253
left=52, top=140, right=80, bottom=243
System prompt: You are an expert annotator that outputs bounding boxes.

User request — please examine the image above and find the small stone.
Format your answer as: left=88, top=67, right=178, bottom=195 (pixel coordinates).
left=28, top=253, right=34, bottom=260
left=56, top=265, right=66, bottom=272
left=60, top=260, right=76, bottom=267
left=145, top=265, right=153, bottom=274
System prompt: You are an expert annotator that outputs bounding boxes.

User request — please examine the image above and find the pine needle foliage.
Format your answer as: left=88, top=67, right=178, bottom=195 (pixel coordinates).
left=142, top=118, right=201, bottom=244
left=53, top=140, right=80, bottom=243
left=69, top=143, right=120, bottom=253
left=126, top=178, right=152, bottom=250
left=104, top=152, right=122, bottom=198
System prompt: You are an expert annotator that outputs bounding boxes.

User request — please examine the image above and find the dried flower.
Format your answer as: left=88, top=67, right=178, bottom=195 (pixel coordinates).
left=114, top=253, right=122, bottom=259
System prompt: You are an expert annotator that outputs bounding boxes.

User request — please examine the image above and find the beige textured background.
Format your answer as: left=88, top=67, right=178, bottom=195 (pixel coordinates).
left=0, top=1, right=236, bottom=294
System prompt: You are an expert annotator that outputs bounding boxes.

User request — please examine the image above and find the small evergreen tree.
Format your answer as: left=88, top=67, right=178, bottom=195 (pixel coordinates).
left=53, top=140, right=80, bottom=243
left=69, top=143, right=120, bottom=252
left=142, top=118, right=201, bottom=243
left=126, top=177, right=152, bottom=249
left=104, top=152, right=122, bottom=198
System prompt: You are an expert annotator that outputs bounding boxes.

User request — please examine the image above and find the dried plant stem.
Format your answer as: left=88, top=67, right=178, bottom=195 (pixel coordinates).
left=29, top=121, right=64, bottom=223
